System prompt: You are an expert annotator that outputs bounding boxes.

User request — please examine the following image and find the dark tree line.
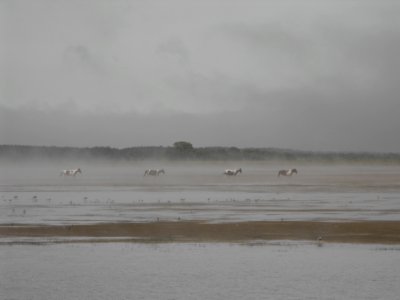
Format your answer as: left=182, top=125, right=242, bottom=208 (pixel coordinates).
left=1, top=143, right=400, bottom=163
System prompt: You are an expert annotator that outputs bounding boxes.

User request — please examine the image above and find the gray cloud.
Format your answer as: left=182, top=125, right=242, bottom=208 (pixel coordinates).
left=64, top=45, right=98, bottom=70
left=156, top=37, right=190, bottom=64
left=1, top=0, right=400, bottom=152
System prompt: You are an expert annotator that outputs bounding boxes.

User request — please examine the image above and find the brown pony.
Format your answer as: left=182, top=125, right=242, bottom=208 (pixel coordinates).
left=224, top=168, right=242, bottom=176
left=278, top=168, right=298, bottom=177
left=144, top=169, right=165, bottom=176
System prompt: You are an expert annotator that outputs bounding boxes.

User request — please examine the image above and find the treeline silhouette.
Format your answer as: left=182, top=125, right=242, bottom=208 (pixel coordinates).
left=1, top=144, right=400, bottom=163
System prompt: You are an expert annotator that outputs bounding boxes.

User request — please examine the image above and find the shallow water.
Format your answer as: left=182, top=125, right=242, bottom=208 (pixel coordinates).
left=1, top=242, right=400, bottom=300
left=1, top=163, right=400, bottom=224
left=2, top=163, right=400, bottom=299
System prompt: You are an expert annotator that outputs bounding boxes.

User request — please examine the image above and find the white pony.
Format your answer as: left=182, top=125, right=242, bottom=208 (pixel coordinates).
left=60, top=168, right=82, bottom=176
left=224, top=168, right=242, bottom=176
left=144, top=169, right=165, bottom=176
left=277, top=168, right=298, bottom=177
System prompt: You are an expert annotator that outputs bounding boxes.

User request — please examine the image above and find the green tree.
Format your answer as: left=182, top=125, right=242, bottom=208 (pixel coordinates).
left=173, top=141, right=194, bottom=152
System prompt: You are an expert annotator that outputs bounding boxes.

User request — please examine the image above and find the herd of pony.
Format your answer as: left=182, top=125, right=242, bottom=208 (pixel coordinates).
left=60, top=167, right=298, bottom=177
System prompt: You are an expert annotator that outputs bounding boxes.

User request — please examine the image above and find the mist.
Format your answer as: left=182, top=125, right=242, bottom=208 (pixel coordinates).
left=2, top=1, right=400, bottom=152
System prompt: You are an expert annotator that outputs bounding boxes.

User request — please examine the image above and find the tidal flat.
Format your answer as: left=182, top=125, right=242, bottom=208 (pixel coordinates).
left=1, top=162, right=400, bottom=299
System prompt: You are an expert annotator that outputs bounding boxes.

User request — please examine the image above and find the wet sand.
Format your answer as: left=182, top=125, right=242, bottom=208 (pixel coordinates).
left=2, top=164, right=400, bottom=244
left=1, top=220, right=400, bottom=244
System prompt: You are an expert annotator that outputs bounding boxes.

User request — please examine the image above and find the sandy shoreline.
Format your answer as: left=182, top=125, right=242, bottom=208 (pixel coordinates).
left=1, top=220, right=400, bottom=244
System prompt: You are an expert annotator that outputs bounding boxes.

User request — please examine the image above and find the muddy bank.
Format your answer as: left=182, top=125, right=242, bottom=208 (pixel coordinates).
left=1, top=220, right=400, bottom=244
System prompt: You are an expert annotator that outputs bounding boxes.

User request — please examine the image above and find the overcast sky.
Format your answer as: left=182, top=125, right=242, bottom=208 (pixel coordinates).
left=1, top=0, right=400, bottom=152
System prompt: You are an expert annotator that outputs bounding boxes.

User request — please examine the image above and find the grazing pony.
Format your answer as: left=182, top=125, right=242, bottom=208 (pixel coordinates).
left=224, top=168, right=242, bottom=176
left=277, top=168, right=298, bottom=177
left=60, top=168, right=82, bottom=177
left=144, top=169, right=165, bottom=176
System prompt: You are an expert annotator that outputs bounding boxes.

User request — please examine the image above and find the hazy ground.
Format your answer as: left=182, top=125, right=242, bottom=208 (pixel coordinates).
left=1, top=161, right=400, bottom=243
